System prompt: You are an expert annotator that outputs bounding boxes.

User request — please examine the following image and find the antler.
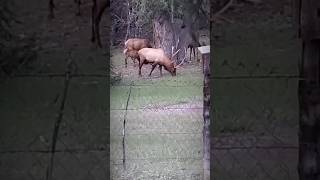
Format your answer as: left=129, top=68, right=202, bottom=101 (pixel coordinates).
left=172, top=49, right=180, bottom=58
left=175, top=48, right=187, bottom=68
left=175, top=37, right=180, bottom=50
left=171, top=46, right=174, bottom=57
left=171, top=37, right=180, bottom=61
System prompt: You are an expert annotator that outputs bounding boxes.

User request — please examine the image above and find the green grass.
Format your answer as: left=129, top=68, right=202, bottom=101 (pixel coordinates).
left=110, top=46, right=204, bottom=179
left=128, top=86, right=202, bottom=109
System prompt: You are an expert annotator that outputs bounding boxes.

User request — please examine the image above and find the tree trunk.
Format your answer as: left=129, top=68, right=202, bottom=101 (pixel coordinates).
left=124, top=0, right=131, bottom=42
left=171, top=0, right=174, bottom=23
left=153, top=12, right=176, bottom=59
left=153, top=3, right=202, bottom=64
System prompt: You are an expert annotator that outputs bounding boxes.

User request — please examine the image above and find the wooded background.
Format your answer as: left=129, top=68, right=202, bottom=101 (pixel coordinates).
left=110, top=0, right=209, bottom=46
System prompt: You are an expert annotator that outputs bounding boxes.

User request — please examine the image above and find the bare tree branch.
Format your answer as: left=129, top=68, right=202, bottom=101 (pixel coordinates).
left=211, top=0, right=234, bottom=21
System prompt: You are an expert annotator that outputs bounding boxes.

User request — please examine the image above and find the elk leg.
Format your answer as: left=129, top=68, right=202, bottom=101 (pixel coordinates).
left=76, top=0, right=81, bottom=16
left=159, top=65, right=162, bottom=76
left=95, top=16, right=101, bottom=47
left=189, top=47, right=192, bottom=62
left=91, top=0, right=96, bottom=42
left=149, top=63, right=157, bottom=77
left=131, top=57, right=136, bottom=67
left=125, top=56, right=128, bottom=68
left=137, top=57, right=141, bottom=68
left=196, top=48, right=199, bottom=62
left=193, top=48, right=196, bottom=62
left=139, top=60, right=145, bottom=76
left=95, top=2, right=107, bottom=47
left=48, top=0, right=55, bottom=19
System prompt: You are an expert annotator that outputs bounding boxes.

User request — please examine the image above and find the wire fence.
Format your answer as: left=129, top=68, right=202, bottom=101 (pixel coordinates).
left=0, top=56, right=110, bottom=180
left=0, top=64, right=299, bottom=180
left=212, top=63, right=299, bottom=180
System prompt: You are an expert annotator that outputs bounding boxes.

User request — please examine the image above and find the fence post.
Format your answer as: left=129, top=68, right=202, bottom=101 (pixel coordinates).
left=198, top=45, right=210, bottom=180
left=297, top=0, right=320, bottom=179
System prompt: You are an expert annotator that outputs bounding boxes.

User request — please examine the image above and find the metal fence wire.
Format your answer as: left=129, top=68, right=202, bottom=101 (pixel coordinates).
left=211, top=0, right=300, bottom=177
left=0, top=56, right=110, bottom=180
left=211, top=65, right=299, bottom=180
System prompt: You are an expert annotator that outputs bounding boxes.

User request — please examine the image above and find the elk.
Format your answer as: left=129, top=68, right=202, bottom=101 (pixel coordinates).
left=137, top=48, right=185, bottom=77
left=123, top=38, right=152, bottom=67
left=48, top=0, right=81, bottom=18
left=124, top=38, right=152, bottom=51
left=48, top=0, right=109, bottom=48
left=91, top=0, right=109, bottom=47
left=174, top=22, right=201, bottom=62
left=123, top=48, right=140, bottom=67
left=187, top=42, right=200, bottom=62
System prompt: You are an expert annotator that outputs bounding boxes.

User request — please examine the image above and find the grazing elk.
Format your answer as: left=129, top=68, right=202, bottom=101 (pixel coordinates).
left=122, top=38, right=152, bottom=67
left=123, top=49, right=140, bottom=67
left=137, top=48, right=185, bottom=77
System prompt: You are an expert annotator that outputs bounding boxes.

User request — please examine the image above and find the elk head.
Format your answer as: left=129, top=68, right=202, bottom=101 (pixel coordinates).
left=170, top=45, right=186, bottom=76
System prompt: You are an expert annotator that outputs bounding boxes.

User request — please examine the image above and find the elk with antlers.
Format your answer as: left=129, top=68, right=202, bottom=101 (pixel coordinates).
left=137, top=48, right=185, bottom=77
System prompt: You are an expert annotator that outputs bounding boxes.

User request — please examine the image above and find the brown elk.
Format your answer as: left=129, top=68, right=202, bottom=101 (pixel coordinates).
left=137, top=48, right=185, bottom=77
left=124, top=38, right=152, bottom=51
left=123, top=38, right=152, bottom=67
left=48, top=0, right=109, bottom=47
left=123, top=48, right=140, bottom=68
